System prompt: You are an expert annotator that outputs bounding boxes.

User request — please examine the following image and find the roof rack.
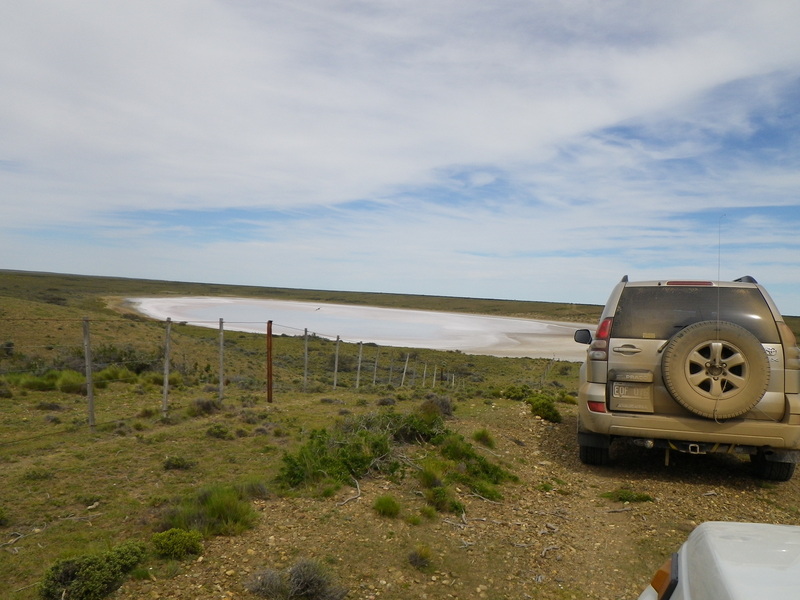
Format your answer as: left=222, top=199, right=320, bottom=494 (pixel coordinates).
left=734, top=275, right=758, bottom=283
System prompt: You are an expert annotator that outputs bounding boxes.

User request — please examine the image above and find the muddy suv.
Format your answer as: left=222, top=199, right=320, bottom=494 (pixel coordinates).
left=574, top=276, right=800, bottom=481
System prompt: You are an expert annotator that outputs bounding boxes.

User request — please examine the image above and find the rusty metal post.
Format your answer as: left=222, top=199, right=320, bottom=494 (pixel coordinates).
left=266, top=320, right=273, bottom=403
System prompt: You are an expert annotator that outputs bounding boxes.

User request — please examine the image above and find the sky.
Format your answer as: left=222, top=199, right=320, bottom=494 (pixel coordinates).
left=2, top=1, right=800, bottom=314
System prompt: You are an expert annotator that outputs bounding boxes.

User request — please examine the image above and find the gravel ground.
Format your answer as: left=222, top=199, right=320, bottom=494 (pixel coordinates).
left=113, top=402, right=800, bottom=600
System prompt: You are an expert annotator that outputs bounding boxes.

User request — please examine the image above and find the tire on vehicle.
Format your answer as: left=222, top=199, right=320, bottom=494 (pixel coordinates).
left=751, top=451, right=796, bottom=482
left=662, top=320, right=769, bottom=419
left=579, top=444, right=611, bottom=466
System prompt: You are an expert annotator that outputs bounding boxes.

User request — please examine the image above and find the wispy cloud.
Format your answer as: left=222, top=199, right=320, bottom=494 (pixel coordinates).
left=1, top=1, right=799, bottom=313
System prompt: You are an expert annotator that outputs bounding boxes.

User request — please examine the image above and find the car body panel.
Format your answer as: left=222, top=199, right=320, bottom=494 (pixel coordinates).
left=637, top=521, right=800, bottom=600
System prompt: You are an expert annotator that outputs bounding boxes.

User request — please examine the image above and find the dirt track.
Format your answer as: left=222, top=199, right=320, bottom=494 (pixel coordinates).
left=113, top=402, right=800, bottom=600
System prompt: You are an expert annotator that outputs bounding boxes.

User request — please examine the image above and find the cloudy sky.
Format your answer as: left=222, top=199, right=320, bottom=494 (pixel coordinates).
left=2, top=1, right=800, bottom=313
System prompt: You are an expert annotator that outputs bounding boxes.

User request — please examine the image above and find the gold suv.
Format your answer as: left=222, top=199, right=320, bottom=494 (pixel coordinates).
left=574, top=276, right=800, bottom=481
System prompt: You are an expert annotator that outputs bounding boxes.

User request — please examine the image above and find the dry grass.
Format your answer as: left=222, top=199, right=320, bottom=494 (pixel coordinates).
left=0, top=270, right=583, bottom=599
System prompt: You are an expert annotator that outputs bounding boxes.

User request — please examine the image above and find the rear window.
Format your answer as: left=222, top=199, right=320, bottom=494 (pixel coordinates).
left=611, top=286, right=780, bottom=343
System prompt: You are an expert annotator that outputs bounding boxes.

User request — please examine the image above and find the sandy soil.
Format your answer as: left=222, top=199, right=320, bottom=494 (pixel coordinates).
left=127, top=297, right=594, bottom=361
left=112, top=403, right=800, bottom=600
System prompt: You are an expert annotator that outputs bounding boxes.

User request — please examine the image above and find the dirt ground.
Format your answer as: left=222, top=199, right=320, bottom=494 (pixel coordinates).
left=113, top=402, right=800, bottom=600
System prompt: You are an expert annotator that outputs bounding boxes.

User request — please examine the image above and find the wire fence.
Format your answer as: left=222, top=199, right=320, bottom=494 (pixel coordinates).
left=0, top=315, right=477, bottom=433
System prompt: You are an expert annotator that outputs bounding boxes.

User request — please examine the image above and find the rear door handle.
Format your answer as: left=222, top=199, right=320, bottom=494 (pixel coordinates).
left=613, top=344, right=642, bottom=355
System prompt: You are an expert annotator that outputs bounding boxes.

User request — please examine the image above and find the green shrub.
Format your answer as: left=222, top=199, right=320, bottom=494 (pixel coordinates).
left=471, top=428, right=495, bottom=449
left=278, top=428, right=394, bottom=489
left=234, top=478, right=270, bottom=500
left=159, top=484, right=257, bottom=537
left=206, top=423, right=234, bottom=440
left=419, top=394, right=453, bottom=418
left=95, top=366, right=138, bottom=385
left=503, top=384, right=533, bottom=401
left=408, top=544, right=433, bottom=571
left=527, top=394, right=562, bottom=423
left=423, top=486, right=464, bottom=514
left=373, top=495, right=401, bottom=518
left=0, top=505, right=9, bottom=527
left=20, top=371, right=59, bottom=391
left=39, top=541, right=146, bottom=600
left=56, top=370, right=86, bottom=394
left=187, top=398, right=222, bottom=417
left=151, top=528, right=203, bottom=560
left=22, top=467, right=54, bottom=481
left=163, top=456, right=196, bottom=471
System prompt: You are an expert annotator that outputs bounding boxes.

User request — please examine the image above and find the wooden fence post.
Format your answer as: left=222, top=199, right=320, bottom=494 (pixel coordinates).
left=401, top=353, right=409, bottom=387
left=162, top=318, right=171, bottom=417
left=82, top=317, right=95, bottom=431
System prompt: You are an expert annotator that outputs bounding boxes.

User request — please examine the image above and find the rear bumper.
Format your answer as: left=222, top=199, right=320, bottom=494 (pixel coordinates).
left=578, top=383, right=800, bottom=451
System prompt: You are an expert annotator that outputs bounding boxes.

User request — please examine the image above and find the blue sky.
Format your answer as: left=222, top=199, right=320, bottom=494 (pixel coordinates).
left=2, top=1, right=800, bottom=314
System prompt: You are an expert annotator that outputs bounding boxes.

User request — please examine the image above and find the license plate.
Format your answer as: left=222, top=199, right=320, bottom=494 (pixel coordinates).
left=610, top=382, right=653, bottom=412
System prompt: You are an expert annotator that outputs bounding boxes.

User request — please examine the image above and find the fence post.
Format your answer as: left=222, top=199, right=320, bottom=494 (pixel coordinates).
left=162, top=318, right=171, bottom=417
left=401, top=353, right=409, bottom=387
left=266, top=320, right=273, bottom=403
left=303, top=328, right=309, bottom=392
left=432, top=365, right=437, bottom=388
left=372, top=350, right=379, bottom=385
left=333, top=335, right=340, bottom=389
left=355, top=342, right=363, bottom=389
left=422, top=363, right=427, bottom=387
left=218, top=318, right=224, bottom=403
left=82, top=317, right=95, bottom=431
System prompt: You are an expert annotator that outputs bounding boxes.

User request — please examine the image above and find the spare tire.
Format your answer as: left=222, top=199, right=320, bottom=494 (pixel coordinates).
left=662, top=320, right=769, bottom=419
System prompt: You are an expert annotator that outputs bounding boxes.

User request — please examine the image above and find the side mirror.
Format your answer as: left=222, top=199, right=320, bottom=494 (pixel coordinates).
left=574, top=329, right=592, bottom=344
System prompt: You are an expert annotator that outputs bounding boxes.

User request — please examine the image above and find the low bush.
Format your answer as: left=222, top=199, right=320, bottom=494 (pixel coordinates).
left=423, top=486, right=464, bottom=514
left=187, top=398, right=222, bottom=417
left=19, top=371, right=60, bottom=392
left=408, top=544, right=433, bottom=571
left=373, top=495, right=401, bottom=518
left=56, top=369, right=86, bottom=395
left=471, top=428, right=495, bottom=449
left=206, top=423, right=234, bottom=440
left=151, top=528, right=203, bottom=560
left=420, top=394, right=453, bottom=418
left=39, top=541, right=146, bottom=600
left=95, top=365, right=138, bottom=385
left=527, top=393, right=562, bottom=423
left=278, top=428, right=394, bottom=489
left=246, top=559, right=347, bottom=600
left=159, top=484, right=258, bottom=537
left=163, top=456, right=196, bottom=471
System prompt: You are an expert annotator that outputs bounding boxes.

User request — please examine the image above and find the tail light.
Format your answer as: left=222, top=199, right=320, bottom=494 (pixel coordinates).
left=588, top=317, right=613, bottom=360
left=649, top=554, right=679, bottom=600
left=777, top=322, right=800, bottom=370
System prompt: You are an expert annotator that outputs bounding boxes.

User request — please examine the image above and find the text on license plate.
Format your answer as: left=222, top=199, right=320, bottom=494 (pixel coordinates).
left=612, top=382, right=651, bottom=400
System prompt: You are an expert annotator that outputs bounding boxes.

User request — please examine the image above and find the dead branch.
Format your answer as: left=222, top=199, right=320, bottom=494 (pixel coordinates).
left=541, top=545, right=559, bottom=558
left=337, top=477, right=361, bottom=506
